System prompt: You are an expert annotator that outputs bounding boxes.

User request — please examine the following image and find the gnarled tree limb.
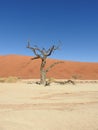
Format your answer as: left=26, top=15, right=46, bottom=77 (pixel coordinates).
left=46, top=61, right=64, bottom=73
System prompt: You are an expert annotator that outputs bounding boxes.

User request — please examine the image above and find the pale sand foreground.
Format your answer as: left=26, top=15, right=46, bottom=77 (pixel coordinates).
left=0, top=81, right=98, bottom=130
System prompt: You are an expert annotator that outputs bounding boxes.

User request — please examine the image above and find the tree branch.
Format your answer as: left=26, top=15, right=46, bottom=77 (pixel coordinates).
left=46, top=61, right=64, bottom=73
left=27, top=42, right=43, bottom=58
left=27, top=42, right=61, bottom=59
left=31, top=56, right=40, bottom=60
left=45, top=45, right=55, bottom=56
left=46, top=44, right=61, bottom=56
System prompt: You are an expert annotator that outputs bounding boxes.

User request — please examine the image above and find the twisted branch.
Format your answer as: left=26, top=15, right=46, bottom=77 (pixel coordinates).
left=46, top=61, right=64, bottom=73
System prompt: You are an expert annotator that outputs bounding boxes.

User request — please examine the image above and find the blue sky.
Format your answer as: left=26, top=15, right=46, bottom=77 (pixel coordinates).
left=0, top=0, right=98, bottom=62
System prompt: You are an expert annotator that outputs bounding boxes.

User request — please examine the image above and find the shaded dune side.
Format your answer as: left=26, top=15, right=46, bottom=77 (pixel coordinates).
left=0, top=55, right=98, bottom=79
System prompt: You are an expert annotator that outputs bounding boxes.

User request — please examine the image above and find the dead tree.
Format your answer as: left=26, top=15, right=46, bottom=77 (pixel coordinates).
left=27, top=42, right=63, bottom=86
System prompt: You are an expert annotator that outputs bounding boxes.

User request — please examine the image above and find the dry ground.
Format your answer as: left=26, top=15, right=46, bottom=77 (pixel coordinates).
left=0, top=80, right=98, bottom=130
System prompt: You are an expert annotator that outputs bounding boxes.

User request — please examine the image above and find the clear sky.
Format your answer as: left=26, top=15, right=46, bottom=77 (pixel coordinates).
left=0, top=0, right=98, bottom=62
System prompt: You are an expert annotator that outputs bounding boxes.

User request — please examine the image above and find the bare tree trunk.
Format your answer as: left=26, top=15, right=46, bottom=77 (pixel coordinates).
left=40, top=59, right=46, bottom=86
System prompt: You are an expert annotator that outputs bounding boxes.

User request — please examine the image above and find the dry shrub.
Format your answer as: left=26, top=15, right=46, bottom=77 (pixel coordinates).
left=47, top=77, right=56, bottom=83
left=72, top=74, right=81, bottom=80
left=45, top=77, right=56, bottom=85
left=0, top=76, right=20, bottom=83
left=0, top=78, right=6, bottom=83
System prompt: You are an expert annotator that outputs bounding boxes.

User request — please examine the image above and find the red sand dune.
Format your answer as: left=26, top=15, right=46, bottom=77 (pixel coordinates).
left=0, top=54, right=98, bottom=80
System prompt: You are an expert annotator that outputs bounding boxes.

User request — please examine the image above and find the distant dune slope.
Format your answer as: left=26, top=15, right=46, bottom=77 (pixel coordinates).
left=0, top=54, right=98, bottom=79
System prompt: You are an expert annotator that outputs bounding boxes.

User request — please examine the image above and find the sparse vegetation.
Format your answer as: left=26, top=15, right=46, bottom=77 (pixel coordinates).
left=72, top=74, right=81, bottom=80
left=0, top=78, right=5, bottom=83
left=47, top=77, right=56, bottom=83
left=0, top=76, right=20, bottom=83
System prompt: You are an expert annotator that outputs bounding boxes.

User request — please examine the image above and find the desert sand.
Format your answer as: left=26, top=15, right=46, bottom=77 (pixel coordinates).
left=0, top=80, right=98, bottom=130
left=0, top=54, right=98, bottom=79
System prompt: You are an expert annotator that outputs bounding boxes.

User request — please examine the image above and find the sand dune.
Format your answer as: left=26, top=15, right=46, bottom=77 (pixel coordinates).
left=0, top=54, right=98, bottom=79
